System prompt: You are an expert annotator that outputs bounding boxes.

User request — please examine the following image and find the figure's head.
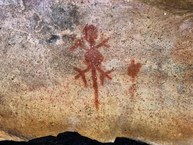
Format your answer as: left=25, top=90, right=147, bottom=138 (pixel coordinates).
left=83, top=24, right=98, bottom=43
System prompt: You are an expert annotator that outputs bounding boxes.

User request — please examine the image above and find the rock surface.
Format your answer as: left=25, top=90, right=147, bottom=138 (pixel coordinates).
left=0, top=0, right=193, bottom=145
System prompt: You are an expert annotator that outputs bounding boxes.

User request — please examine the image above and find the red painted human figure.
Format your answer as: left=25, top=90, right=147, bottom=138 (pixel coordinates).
left=128, top=59, right=142, bottom=82
left=69, top=24, right=113, bottom=110
left=127, top=59, right=142, bottom=99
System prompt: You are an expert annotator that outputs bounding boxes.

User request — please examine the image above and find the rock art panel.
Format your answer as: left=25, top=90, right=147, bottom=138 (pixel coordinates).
left=69, top=24, right=113, bottom=110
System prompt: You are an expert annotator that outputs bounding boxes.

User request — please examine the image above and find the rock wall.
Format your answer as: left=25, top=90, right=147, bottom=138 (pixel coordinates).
left=0, top=0, right=193, bottom=145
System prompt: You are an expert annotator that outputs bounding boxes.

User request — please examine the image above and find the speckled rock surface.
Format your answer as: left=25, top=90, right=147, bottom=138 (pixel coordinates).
left=0, top=0, right=193, bottom=145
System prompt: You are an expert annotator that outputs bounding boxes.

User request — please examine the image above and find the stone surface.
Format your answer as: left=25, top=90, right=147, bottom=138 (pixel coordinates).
left=0, top=0, right=193, bottom=145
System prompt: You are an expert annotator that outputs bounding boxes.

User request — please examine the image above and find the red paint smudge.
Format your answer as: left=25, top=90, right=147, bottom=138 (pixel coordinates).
left=127, top=59, right=142, bottom=99
left=128, top=59, right=142, bottom=82
left=129, top=83, right=136, bottom=100
left=69, top=24, right=113, bottom=110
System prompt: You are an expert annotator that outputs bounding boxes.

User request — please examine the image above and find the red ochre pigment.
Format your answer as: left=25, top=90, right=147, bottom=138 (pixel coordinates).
left=128, top=59, right=142, bottom=82
left=127, top=59, right=142, bottom=99
left=69, top=24, right=113, bottom=110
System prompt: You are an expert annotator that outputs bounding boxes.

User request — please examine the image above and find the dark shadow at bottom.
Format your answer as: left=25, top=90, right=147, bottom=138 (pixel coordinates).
left=0, top=131, right=150, bottom=145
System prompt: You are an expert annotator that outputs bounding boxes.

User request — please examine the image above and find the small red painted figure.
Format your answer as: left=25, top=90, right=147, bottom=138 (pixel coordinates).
left=69, top=24, right=113, bottom=110
left=127, top=59, right=142, bottom=99
left=128, top=59, right=142, bottom=82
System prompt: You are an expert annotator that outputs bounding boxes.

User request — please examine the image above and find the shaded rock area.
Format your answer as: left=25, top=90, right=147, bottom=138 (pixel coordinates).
left=139, top=0, right=193, bottom=15
left=0, top=132, right=149, bottom=145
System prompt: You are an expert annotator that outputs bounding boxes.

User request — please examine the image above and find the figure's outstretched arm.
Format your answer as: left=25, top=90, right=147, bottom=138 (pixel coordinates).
left=69, top=37, right=84, bottom=51
left=95, top=37, right=110, bottom=49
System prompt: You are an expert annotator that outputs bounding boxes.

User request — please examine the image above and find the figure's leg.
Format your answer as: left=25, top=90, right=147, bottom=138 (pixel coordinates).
left=91, top=67, right=99, bottom=110
left=74, top=66, right=90, bottom=87
left=96, top=66, right=113, bottom=85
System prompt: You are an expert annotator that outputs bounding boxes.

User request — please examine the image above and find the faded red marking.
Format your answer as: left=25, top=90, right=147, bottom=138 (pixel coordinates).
left=69, top=24, right=112, bottom=110
left=128, top=59, right=142, bottom=82
left=127, top=59, right=142, bottom=99
left=129, top=84, right=136, bottom=100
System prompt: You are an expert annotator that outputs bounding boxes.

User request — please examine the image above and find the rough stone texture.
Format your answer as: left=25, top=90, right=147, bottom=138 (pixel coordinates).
left=0, top=0, right=193, bottom=145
